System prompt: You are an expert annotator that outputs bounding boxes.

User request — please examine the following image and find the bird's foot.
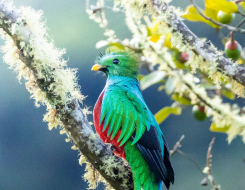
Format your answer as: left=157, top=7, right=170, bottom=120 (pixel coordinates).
left=108, top=144, right=117, bottom=153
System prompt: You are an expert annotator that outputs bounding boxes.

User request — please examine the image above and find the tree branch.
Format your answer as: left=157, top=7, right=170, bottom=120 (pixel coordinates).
left=149, top=0, right=245, bottom=88
left=170, top=135, right=185, bottom=156
left=0, top=1, right=133, bottom=189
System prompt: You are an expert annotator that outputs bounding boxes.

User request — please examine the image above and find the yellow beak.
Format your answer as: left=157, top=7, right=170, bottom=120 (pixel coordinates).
left=91, top=63, right=104, bottom=71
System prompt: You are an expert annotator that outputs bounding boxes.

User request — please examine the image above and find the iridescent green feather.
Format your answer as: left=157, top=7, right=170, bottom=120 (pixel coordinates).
left=110, top=114, right=123, bottom=139
left=100, top=76, right=163, bottom=151
left=119, top=122, right=135, bottom=146
left=118, top=106, right=135, bottom=142
left=125, top=141, right=158, bottom=190
left=103, top=109, right=113, bottom=132
left=132, top=121, right=146, bottom=145
left=107, top=114, right=117, bottom=137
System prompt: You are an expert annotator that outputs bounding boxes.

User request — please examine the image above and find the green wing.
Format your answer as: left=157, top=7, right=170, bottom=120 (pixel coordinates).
left=100, top=83, right=156, bottom=146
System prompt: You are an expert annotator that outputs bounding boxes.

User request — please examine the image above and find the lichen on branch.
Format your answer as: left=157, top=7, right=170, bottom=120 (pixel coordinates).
left=116, top=0, right=245, bottom=97
left=0, top=1, right=133, bottom=189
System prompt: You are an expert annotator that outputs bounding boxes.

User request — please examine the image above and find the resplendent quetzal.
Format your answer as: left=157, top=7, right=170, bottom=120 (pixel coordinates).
left=92, top=51, right=174, bottom=190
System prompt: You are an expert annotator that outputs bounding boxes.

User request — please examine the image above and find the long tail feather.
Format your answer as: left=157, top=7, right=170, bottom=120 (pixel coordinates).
left=125, top=141, right=160, bottom=190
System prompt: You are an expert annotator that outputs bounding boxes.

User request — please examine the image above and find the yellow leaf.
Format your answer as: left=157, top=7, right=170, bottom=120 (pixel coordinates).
left=138, top=74, right=145, bottom=81
left=182, top=5, right=219, bottom=28
left=148, top=19, right=172, bottom=46
left=205, top=7, right=219, bottom=21
left=171, top=93, right=191, bottom=105
left=150, top=36, right=161, bottom=43
left=205, top=0, right=238, bottom=13
left=221, top=37, right=230, bottom=45
left=146, top=26, right=152, bottom=36
left=240, top=2, right=245, bottom=11
left=221, top=88, right=235, bottom=100
left=105, top=45, right=125, bottom=53
left=148, top=21, right=162, bottom=43
left=155, top=107, right=182, bottom=125
left=210, top=123, right=230, bottom=133
left=238, top=58, right=244, bottom=65
left=164, top=33, right=172, bottom=48
left=151, top=21, right=160, bottom=36
left=183, top=5, right=205, bottom=21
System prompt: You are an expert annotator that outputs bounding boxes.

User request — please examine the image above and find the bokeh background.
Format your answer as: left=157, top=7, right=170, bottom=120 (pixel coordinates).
left=0, top=0, right=244, bottom=189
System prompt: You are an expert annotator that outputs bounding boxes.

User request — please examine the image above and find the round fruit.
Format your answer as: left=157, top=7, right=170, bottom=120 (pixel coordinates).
left=224, top=40, right=242, bottom=61
left=217, top=11, right=235, bottom=24
left=192, top=105, right=207, bottom=121
left=179, top=52, right=189, bottom=63
left=172, top=50, right=189, bottom=69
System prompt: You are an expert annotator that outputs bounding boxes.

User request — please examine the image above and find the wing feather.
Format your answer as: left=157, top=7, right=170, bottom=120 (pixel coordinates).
left=132, top=120, right=146, bottom=145
left=107, top=114, right=117, bottom=137
left=111, top=114, right=123, bottom=139
left=100, top=81, right=156, bottom=146
left=103, top=109, right=113, bottom=132
left=119, top=122, right=135, bottom=146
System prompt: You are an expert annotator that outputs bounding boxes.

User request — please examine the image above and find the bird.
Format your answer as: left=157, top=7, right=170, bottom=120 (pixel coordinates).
left=91, top=51, right=174, bottom=190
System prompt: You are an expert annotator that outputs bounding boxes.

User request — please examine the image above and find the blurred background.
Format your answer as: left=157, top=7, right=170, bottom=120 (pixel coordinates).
left=0, top=0, right=244, bottom=189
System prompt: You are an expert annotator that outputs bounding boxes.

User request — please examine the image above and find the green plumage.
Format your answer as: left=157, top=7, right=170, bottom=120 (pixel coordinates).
left=125, top=141, right=158, bottom=190
left=100, top=80, right=158, bottom=147
left=93, top=51, right=174, bottom=190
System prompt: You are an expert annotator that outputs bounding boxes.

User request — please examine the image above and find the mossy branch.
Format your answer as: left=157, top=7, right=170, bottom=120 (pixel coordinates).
left=149, top=0, right=245, bottom=89
left=0, top=1, right=133, bottom=189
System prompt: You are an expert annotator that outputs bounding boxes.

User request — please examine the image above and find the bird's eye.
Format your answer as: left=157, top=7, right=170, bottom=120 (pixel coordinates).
left=113, top=58, right=119, bottom=64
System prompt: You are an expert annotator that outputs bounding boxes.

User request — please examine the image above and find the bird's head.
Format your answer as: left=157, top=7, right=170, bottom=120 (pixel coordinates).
left=91, top=51, right=138, bottom=79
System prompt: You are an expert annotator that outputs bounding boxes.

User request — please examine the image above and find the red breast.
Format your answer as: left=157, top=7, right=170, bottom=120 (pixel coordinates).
left=93, top=90, right=126, bottom=159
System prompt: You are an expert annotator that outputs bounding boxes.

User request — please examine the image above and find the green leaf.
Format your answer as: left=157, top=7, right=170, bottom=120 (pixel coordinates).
left=154, top=107, right=182, bottom=125
left=171, top=93, right=191, bottom=105
left=158, top=85, right=165, bottom=91
left=108, top=43, right=125, bottom=50
left=165, top=77, right=175, bottom=95
left=200, top=84, right=217, bottom=90
left=221, top=89, right=235, bottom=100
left=140, top=71, right=166, bottom=90
left=210, top=123, right=230, bottom=133
left=138, top=74, right=145, bottom=81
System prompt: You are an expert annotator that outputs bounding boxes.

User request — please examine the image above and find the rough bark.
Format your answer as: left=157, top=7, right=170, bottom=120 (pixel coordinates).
left=0, top=1, right=133, bottom=189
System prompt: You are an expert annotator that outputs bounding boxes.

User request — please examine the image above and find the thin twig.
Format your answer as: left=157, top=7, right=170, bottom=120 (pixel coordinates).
left=237, top=18, right=245, bottom=28
left=224, top=18, right=245, bottom=38
left=206, top=138, right=215, bottom=174
left=237, top=10, right=245, bottom=18
left=177, top=150, right=205, bottom=178
left=170, top=135, right=185, bottom=156
left=170, top=136, right=205, bottom=178
left=234, top=0, right=245, bottom=4
left=206, top=138, right=216, bottom=187
left=90, top=5, right=120, bottom=13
